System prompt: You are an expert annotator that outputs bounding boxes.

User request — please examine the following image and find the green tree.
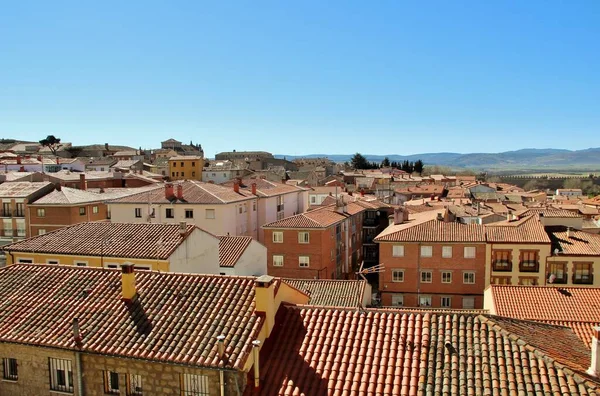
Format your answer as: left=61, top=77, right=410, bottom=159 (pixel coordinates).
left=381, top=157, right=390, bottom=167
left=563, top=178, right=582, bottom=190
left=523, top=179, right=541, bottom=191
left=39, top=135, right=62, bottom=156
left=413, top=159, right=424, bottom=175
left=351, top=153, right=369, bottom=169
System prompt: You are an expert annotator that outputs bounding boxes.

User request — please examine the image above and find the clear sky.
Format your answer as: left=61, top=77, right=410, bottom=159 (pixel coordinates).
left=1, top=1, right=599, bottom=157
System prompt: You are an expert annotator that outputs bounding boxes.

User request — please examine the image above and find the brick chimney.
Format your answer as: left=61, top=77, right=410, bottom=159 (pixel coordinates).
left=233, top=182, right=240, bottom=193
left=281, top=179, right=286, bottom=184
left=588, top=327, right=600, bottom=376
left=251, top=183, right=257, bottom=195
left=176, top=183, right=183, bottom=200
left=37, top=155, right=42, bottom=162
left=79, top=173, right=86, bottom=190
left=393, top=208, right=404, bottom=225
left=179, top=221, right=188, bottom=236
left=360, top=189, right=365, bottom=197
left=165, top=183, right=174, bottom=199
left=121, top=263, right=137, bottom=303
left=19, top=166, right=25, bottom=172
left=254, top=275, right=276, bottom=334
left=16, top=156, right=21, bottom=164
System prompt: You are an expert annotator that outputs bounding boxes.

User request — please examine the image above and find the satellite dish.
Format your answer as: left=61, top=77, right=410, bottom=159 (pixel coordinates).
left=548, top=274, right=556, bottom=284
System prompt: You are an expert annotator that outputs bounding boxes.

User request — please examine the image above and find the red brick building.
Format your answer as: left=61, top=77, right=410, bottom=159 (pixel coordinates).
left=263, top=202, right=366, bottom=279
left=376, top=209, right=487, bottom=308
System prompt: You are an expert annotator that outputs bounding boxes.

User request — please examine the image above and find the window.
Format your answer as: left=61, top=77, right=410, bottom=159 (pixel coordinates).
left=38, top=229, right=46, bottom=235
left=75, top=261, right=88, bottom=267
left=520, top=250, right=539, bottom=272
left=491, top=276, right=511, bottom=285
left=17, top=259, right=32, bottom=263
left=441, top=297, right=452, bottom=308
left=47, top=260, right=59, bottom=265
left=15, top=203, right=24, bottom=217
left=420, top=246, right=432, bottom=257
left=104, top=371, right=120, bottom=394
left=391, top=294, right=404, bottom=306
left=238, top=206, right=243, bottom=214
left=181, top=373, right=209, bottom=396
left=79, top=207, right=86, bottom=216
left=16, top=223, right=25, bottom=237
left=419, top=295, right=432, bottom=307
left=127, top=374, right=143, bottom=395
left=310, top=196, right=317, bottom=204
left=180, top=162, right=184, bottom=167
left=185, top=209, right=193, bottom=219
left=573, top=262, right=593, bottom=284
left=463, top=272, right=475, bottom=284
left=166, top=208, right=174, bottom=218
left=49, top=358, right=73, bottom=393
left=134, top=265, right=151, bottom=271
left=420, top=270, right=432, bottom=283
left=519, top=277, right=538, bottom=286
left=298, top=232, right=310, bottom=244
left=464, top=247, right=476, bottom=258
left=273, top=255, right=284, bottom=267
left=442, top=246, right=452, bottom=258
left=181, top=172, right=185, bottom=177
left=253, top=202, right=256, bottom=211
left=173, top=162, right=177, bottom=167
left=299, top=256, right=310, bottom=267
left=191, top=162, right=195, bottom=167
left=172, top=172, right=175, bottom=177
left=37, top=208, right=46, bottom=217
left=92, top=206, right=99, bottom=214
left=441, top=271, right=452, bottom=283
left=548, top=262, right=567, bottom=283
left=192, top=171, right=195, bottom=177
left=392, top=269, right=404, bottom=282
left=462, top=297, right=475, bottom=309
left=272, top=232, right=283, bottom=243
left=392, top=245, right=404, bottom=257
left=492, top=250, right=511, bottom=271
left=2, top=203, right=11, bottom=217
left=2, top=358, right=17, bottom=380
left=205, top=209, right=215, bottom=219
left=135, top=208, right=142, bottom=218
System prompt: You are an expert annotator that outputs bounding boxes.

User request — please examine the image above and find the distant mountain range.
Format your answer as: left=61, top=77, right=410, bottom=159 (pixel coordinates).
left=276, top=148, right=600, bottom=170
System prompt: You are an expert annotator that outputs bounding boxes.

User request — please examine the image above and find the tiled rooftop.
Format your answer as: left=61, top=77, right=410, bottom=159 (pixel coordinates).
left=0, top=181, right=53, bottom=197
left=219, top=235, right=253, bottom=267
left=221, top=177, right=307, bottom=197
left=108, top=181, right=255, bottom=204
left=546, top=226, right=600, bottom=255
left=283, top=279, right=367, bottom=307
left=263, top=203, right=365, bottom=229
left=523, top=207, right=583, bottom=218
left=3, top=222, right=196, bottom=260
left=488, top=285, right=600, bottom=348
left=485, top=215, right=551, bottom=243
left=256, top=306, right=599, bottom=395
left=0, top=265, right=261, bottom=370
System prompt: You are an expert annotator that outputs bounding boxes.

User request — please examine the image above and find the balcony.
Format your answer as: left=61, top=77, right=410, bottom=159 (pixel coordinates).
left=363, top=218, right=377, bottom=227
left=492, top=260, right=512, bottom=272
left=548, top=273, right=567, bottom=284
left=519, top=261, right=539, bottom=273
left=572, top=274, right=594, bottom=285
left=13, top=211, right=25, bottom=218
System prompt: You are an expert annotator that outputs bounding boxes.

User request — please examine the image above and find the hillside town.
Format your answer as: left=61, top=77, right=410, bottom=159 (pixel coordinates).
left=1, top=137, right=600, bottom=395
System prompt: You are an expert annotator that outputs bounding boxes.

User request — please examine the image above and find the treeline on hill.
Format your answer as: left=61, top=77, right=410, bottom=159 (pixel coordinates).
left=350, top=153, right=424, bottom=173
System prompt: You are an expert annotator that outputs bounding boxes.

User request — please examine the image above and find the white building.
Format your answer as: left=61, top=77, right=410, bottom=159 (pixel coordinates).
left=218, top=235, right=267, bottom=276
left=202, top=160, right=251, bottom=184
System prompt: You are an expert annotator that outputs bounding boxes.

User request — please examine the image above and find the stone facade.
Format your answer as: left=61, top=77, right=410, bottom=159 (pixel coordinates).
left=0, top=342, right=247, bottom=396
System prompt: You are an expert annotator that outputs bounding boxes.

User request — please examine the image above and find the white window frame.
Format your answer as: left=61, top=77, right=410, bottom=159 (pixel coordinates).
left=441, top=271, right=452, bottom=283
left=298, top=231, right=310, bottom=244
left=134, top=208, right=142, bottom=218
left=74, top=261, right=88, bottom=267
left=462, top=297, right=475, bottom=309
left=391, top=269, right=404, bottom=282
left=205, top=209, right=215, bottom=219
left=419, top=295, right=432, bottom=307
left=49, top=357, right=73, bottom=393
left=463, top=271, right=476, bottom=284
left=127, top=373, right=143, bottom=396
left=92, top=206, right=99, bottom=214
left=464, top=246, right=476, bottom=259
left=185, top=209, right=194, bottom=219
left=299, top=256, right=310, bottom=268
left=420, top=270, right=432, bottom=283
left=391, top=294, right=404, bottom=306
left=37, top=208, right=46, bottom=217
left=17, top=258, right=33, bottom=264
left=38, top=229, right=46, bottom=235
left=46, top=259, right=59, bottom=265
left=2, top=357, right=18, bottom=381
left=442, top=246, right=452, bottom=258
left=392, top=245, right=404, bottom=257
left=272, top=255, right=284, bottom=267
left=441, top=296, right=452, bottom=308
left=104, top=370, right=120, bottom=394
left=272, top=232, right=283, bottom=243
left=420, top=246, right=433, bottom=257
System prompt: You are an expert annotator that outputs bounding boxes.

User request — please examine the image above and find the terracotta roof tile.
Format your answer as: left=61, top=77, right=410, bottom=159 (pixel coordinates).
left=3, top=222, right=198, bottom=260
left=0, top=181, right=53, bottom=197
left=255, top=306, right=599, bottom=395
left=485, top=215, right=551, bottom=243
left=375, top=218, right=486, bottom=243
left=263, top=203, right=365, bottom=229
left=283, top=279, right=367, bottom=307
left=523, top=207, right=583, bottom=218
left=546, top=226, right=600, bottom=255
left=219, top=236, right=253, bottom=267
left=0, top=265, right=261, bottom=370
left=489, top=285, right=600, bottom=348
left=221, top=178, right=307, bottom=197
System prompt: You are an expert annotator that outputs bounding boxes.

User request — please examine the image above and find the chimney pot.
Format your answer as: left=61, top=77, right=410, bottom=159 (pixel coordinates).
left=233, top=182, right=240, bottom=193
left=165, top=183, right=174, bottom=199
left=251, top=183, right=257, bottom=195
left=16, top=156, right=21, bottom=164
left=252, top=340, right=261, bottom=389
left=79, top=173, right=86, bottom=190
left=281, top=179, right=286, bottom=184
left=121, top=263, right=137, bottom=303
left=176, top=183, right=183, bottom=200
left=72, top=317, right=82, bottom=343
left=217, top=335, right=226, bottom=359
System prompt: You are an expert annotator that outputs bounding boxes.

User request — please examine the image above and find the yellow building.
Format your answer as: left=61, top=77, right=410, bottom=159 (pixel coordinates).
left=485, top=215, right=552, bottom=286
left=3, top=221, right=221, bottom=273
left=169, top=155, right=203, bottom=181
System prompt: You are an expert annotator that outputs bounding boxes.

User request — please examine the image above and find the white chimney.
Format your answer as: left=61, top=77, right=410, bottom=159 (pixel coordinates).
left=566, top=227, right=571, bottom=239
left=588, top=327, right=600, bottom=376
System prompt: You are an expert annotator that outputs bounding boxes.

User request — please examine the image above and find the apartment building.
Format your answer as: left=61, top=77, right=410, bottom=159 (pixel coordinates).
left=0, top=181, right=54, bottom=246
left=4, top=222, right=220, bottom=273
left=376, top=209, right=487, bottom=308
left=218, top=235, right=267, bottom=276
left=108, top=181, right=258, bottom=238
left=485, top=215, right=552, bottom=286
left=0, top=265, right=309, bottom=396
left=262, top=201, right=365, bottom=280
left=221, top=177, right=309, bottom=242
left=202, top=160, right=252, bottom=184
left=168, top=156, right=203, bottom=181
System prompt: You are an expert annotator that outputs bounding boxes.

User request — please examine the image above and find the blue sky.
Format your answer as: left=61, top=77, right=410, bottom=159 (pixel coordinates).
left=1, top=1, right=598, bottom=157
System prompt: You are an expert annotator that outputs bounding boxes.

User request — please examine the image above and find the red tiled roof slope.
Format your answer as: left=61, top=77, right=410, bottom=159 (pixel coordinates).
left=283, top=279, right=366, bottom=308
left=546, top=226, right=600, bottom=255
left=3, top=222, right=197, bottom=260
left=263, top=203, right=365, bottom=229
left=256, top=306, right=599, bottom=395
left=0, top=265, right=262, bottom=370
left=219, top=236, right=253, bottom=267
left=375, top=219, right=486, bottom=242
left=485, top=215, right=551, bottom=243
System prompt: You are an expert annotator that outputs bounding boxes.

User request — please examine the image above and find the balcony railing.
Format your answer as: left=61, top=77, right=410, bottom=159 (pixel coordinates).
left=548, top=273, right=567, bottom=284
left=0, top=229, right=26, bottom=238
left=572, top=274, right=594, bottom=285
left=363, top=218, right=377, bottom=227
left=519, top=261, right=539, bottom=272
left=492, top=260, right=512, bottom=272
